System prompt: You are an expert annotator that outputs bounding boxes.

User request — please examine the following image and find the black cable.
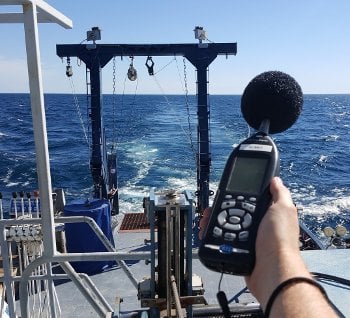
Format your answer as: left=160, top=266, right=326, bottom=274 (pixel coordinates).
left=217, top=272, right=232, bottom=318
left=217, top=291, right=231, bottom=318
left=264, top=277, right=328, bottom=318
left=312, top=272, right=348, bottom=318
left=312, top=272, right=350, bottom=287
left=218, top=272, right=224, bottom=292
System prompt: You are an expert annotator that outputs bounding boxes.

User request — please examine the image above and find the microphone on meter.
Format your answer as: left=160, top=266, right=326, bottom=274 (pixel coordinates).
left=198, top=71, right=303, bottom=275
left=241, top=70, right=303, bottom=134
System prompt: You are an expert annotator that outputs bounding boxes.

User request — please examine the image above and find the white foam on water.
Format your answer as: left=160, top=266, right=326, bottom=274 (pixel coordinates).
left=318, top=155, right=328, bottom=163
left=166, top=176, right=196, bottom=192
left=117, top=173, right=220, bottom=214
left=322, top=134, right=340, bottom=142
left=5, top=182, right=20, bottom=187
left=299, top=193, right=350, bottom=216
left=118, top=185, right=150, bottom=214
left=121, top=140, right=158, bottom=187
left=1, top=168, right=14, bottom=187
left=285, top=182, right=350, bottom=217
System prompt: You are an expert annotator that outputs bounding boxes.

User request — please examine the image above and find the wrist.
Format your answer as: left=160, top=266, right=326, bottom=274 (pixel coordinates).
left=264, top=277, right=330, bottom=317
left=248, top=248, right=311, bottom=309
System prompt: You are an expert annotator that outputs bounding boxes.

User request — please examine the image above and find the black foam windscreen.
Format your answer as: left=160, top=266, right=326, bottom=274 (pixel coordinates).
left=241, top=71, right=303, bottom=134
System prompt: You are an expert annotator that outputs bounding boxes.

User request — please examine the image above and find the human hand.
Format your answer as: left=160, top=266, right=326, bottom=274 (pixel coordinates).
left=199, top=178, right=334, bottom=316
left=251, top=176, right=300, bottom=266
left=245, top=177, right=303, bottom=307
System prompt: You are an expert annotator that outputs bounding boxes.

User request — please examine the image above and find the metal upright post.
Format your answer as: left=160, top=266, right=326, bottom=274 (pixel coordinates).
left=89, top=61, right=109, bottom=198
left=0, top=2, right=72, bottom=316
left=186, top=50, right=217, bottom=213
left=196, top=64, right=211, bottom=213
left=166, top=204, right=173, bottom=317
left=23, top=1, right=56, bottom=256
left=22, top=3, right=71, bottom=316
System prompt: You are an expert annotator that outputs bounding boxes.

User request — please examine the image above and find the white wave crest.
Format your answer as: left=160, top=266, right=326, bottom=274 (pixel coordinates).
left=318, top=155, right=328, bottom=163
left=291, top=183, right=350, bottom=216
left=1, top=168, right=13, bottom=185
left=166, top=176, right=196, bottom=191
left=300, top=195, right=350, bottom=215
left=322, top=135, right=340, bottom=142
left=122, top=141, right=158, bottom=187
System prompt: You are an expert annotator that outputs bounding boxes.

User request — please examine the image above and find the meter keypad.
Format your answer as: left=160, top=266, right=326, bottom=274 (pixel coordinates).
left=213, top=226, right=223, bottom=238
left=213, top=194, right=256, bottom=242
left=221, top=200, right=236, bottom=209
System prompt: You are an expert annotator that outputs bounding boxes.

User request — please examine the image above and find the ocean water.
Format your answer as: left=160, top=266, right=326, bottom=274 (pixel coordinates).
left=0, top=93, right=349, bottom=235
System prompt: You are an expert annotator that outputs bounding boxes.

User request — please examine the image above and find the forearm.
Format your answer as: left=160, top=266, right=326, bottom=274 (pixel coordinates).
left=248, top=249, right=337, bottom=317
left=270, top=279, right=336, bottom=318
left=243, top=178, right=337, bottom=317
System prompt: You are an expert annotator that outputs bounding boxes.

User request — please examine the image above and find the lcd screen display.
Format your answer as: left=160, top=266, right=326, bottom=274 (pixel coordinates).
left=226, top=156, right=269, bottom=195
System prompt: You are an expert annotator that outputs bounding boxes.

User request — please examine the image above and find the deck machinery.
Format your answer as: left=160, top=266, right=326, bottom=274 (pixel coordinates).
left=56, top=28, right=238, bottom=316
left=56, top=27, right=237, bottom=216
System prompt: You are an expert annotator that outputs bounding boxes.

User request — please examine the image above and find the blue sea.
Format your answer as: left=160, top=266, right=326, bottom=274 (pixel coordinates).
left=0, top=93, right=349, bottom=236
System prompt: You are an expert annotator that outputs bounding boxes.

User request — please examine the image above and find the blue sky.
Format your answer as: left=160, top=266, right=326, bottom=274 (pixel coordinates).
left=1, top=0, right=350, bottom=94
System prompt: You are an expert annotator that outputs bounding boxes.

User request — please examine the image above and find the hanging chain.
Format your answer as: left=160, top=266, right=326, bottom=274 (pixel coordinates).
left=66, top=58, right=89, bottom=148
left=112, top=56, right=117, bottom=151
left=70, top=77, right=89, bottom=146
left=85, top=66, right=92, bottom=151
left=183, top=57, right=198, bottom=163
left=120, top=58, right=139, bottom=139
left=152, top=69, right=194, bottom=150
left=207, top=67, right=212, bottom=153
left=154, top=57, right=198, bottom=164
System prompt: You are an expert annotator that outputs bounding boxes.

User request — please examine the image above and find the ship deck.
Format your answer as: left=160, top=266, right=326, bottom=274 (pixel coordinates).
left=46, top=226, right=350, bottom=317
left=52, top=225, right=256, bottom=317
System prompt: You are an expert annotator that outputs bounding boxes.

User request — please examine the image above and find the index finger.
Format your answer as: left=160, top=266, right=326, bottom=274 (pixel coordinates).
left=270, top=177, right=294, bottom=206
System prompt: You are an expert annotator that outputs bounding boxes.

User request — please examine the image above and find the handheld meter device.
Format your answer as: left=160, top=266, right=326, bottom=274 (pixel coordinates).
left=198, top=70, right=303, bottom=276
left=198, top=131, right=279, bottom=275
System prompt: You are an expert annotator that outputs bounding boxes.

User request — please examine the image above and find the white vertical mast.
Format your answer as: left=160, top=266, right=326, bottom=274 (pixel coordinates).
left=23, top=1, right=56, bottom=255
left=0, top=0, right=72, bottom=256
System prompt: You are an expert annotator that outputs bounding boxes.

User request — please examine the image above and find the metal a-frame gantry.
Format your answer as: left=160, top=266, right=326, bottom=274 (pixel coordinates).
left=56, top=34, right=237, bottom=214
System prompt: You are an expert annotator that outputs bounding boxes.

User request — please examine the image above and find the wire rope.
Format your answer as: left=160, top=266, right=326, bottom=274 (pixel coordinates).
left=68, top=76, right=90, bottom=148
left=119, top=61, right=140, bottom=143
left=182, top=57, right=198, bottom=163
left=153, top=57, right=176, bottom=75
left=151, top=59, right=198, bottom=164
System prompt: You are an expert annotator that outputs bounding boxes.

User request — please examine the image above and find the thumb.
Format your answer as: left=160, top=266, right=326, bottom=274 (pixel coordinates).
left=270, top=177, right=293, bottom=206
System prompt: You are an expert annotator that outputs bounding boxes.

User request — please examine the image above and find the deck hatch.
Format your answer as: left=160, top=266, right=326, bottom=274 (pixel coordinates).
left=119, top=213, right=150, bottom=232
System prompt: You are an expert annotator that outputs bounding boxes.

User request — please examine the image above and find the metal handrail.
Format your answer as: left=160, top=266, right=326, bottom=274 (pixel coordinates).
left=0, top=216, right=150, bottom=317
